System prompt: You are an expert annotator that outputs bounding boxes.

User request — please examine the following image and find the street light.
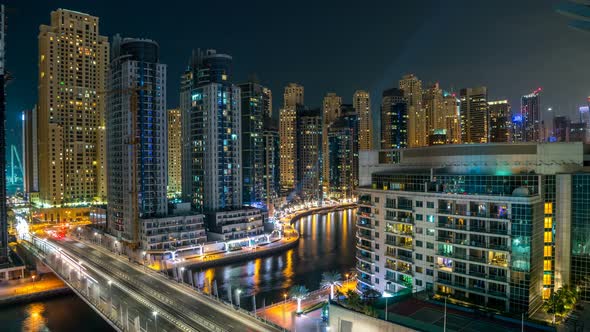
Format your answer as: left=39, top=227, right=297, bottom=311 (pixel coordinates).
left=382, top=290, right=393, bottom=321
left=236, top=289, right=242, bottom=309
left=152, top=311, right=158, bottom=331
left=180, top=267, right=185, bottom=284
left=444, top=295, right=448, bottom=332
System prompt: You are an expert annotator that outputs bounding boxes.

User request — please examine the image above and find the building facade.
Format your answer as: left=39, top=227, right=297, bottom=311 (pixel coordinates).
left=460, top=87, right=488, bottom=144
left=328, top=111, right=359, bottom=199
left=322, top=93, right=343, bottom=195
left=354, top=90, right=373, bottom=151
left=279, top=84, right=303, bottom=192
left=297, top=108, right=322, bottom=201
left=520, top=89, right=542, bottom=142
left=37, top=9, right=109, bottom=207
left=23, top=107, right=39, bottom=196
left=106, top=35, right=168, bottom=244
left=0, top=4, right=6, bottom=263
left=380, top=88, right=408, bottom=149
left=167, top=108, right=182, bottom=197
left=399, top=74, right=425, bottom=148
left=441, top=92, right=461, bottom=144
left=356, top=143, right=590, bottom=315
left=263, top=117, right=280, bottom=212
left=488, top=100, right=511, bottom=143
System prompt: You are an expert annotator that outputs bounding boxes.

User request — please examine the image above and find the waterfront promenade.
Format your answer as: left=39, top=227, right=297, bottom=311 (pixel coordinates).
left=0, top=273, right=70, bottom=305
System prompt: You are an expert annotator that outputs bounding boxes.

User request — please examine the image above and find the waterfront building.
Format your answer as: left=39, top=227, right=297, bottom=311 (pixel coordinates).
left=262, top=117, right=280, bottom=212
left=322, top=93, right=343, bottom=195
left=520, top=89, right=542, bottom=142
left=328, top=110, right=359, bottom=199
left=23, top=107, right=39, bottom=197
left=141, top=202, right=206, bottom=251
left=279, top=83, right=303, bottom=192
left=460, top=87, right=488, bottom=144
left=37, top=9, right=109, bottom=207
left=354, top=90, right=373, bottom=151
left=0, top=4, right=7, bottom=264
left=399, top=74, right=425, bottom=147
left=106, top=35, right=167, bottom=244
left=205, top=206, right=264, bottom=241
left=297, top=108, right=322, bottom=201
left=488, top=100, right=512, bottom=143
left=380, top=88, right=408, bottom=149
left=356, top=143, right=590, bottom=314
left=167, top=108, right=182, bottom=197
left=238, top=81, right=267, bottom=205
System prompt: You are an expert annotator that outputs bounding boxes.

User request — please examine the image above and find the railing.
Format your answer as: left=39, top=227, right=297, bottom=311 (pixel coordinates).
left=356, top=222, right=374, bottom=229
left=356, top=243, right=373, bottom=252
left=358, top=200, right=373, bottom=206
left=488, top=274, right=507, bottom=283
left=356, top=232, right=373, bottom=241
left=356, top=253, right=373, bottom=263
left=487, top=289, right=508, bottom=298
left=468, top=255, right=488, bottom=264
left=356, top=264, right=372, bottom=274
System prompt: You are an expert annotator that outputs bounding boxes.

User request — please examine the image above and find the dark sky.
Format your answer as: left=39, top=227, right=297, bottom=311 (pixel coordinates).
left=4, top=0, right=590, bottom=149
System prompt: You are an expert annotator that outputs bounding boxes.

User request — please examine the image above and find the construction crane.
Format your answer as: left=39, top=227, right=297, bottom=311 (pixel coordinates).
left=99, top=85, right=152, bottom=249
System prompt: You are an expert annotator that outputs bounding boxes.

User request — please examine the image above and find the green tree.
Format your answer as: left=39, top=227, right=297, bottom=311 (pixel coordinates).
left=289, top=285, right=309, bottom=313
left=321, top=271, right=342, bottom=300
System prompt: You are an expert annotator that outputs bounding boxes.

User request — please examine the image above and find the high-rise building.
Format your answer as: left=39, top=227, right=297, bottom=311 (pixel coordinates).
left=283, top=83, right=304, bottom=109
left=38, top=9, right=109, bottom=207
left=553, top=115, right=570, bottom=142
left=399, top=74, right=425, bottom=147
left=520, top=88, right=542, bottom=142
left=182, top=49, right=241, bottom=212
left=460, top=87, right=488, bottom=144
left=357, top=143, right=590, bottom=314
left=422, top=83, right=444, bottom=144
left=23, top=107, right=39, bottom=196
left=488, top=100, right=512, bottom=143
left=328, top=110, right=358, bottom=199
left=441, top=92, right=461, bottom=144
left=167, top=108, right=182, bottom=197
left=322, top=93, right=342, bottom=194
left=262, top=87, right=272, bottom=118
left=297, top=108, right=322, bottom=201
left=0, top=4, right=7, bottom=263
left=106, top=35, right=168, bottom=243
left=279, top=84, right=304, bottom=192
left=238, top=81, right=267, bottom=205
left=354, top=90, right=373, bottom=151
left=262, top=117, right=280, bottom=212
left=569, top=122, right=587, bottom=142
left=380, top=88, right=408, bottom=149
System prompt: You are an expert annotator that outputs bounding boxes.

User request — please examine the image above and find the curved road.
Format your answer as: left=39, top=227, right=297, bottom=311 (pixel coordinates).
left=51, top=237, right=279, bottom=332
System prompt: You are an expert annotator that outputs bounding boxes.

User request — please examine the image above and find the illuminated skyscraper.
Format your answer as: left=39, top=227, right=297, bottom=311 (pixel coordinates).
left=399, top=74, right=425, bottom=147
left=328, top=110, right=358, bottom=199
left=167, top=108, right=182, bottom=197
left=297, top=108, right=322, bottom=200
left=488, top=100, right=512, bottom=143
left=23, top=107, right=39, bottom=196
left=279, top=83, right=303, bottom=192
left=106, top=35, right=168, bottom=243
left=354, top=90, right=373, bottom=150
left=381, top=88, right=408, bottom=149
left=422, top=83, right=444, bottom=144
left=37, top=9, right=109, bottom=207
left=0, top=4, right=7, bottom=263
left=460, top=87, right=488, bottom=144
left=263, top=117, right=280, bottom=212
left=521, top=89, right=542, bottom=142
left=238, top=81, right=267, bottom=205
left=442, top=92, right=461, bottom=144
left=322, top=92, right=342, bottom=194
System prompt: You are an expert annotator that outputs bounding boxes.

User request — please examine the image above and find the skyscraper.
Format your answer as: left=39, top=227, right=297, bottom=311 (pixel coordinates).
left=488, top=100, right=512, bottom=143
left=279, top=84, right=303, bottom=192
left=106, top=35, right=168, bottom=243
left=328, top=110, right=358, bottom=199
left=399, top=74, right=425, bottom=147
left=381, top=88, right=408, bottom=149
left=322, top=92, right=342, bottom=195
left=23, top=107, right=39, bottom=196
left=262, top=87, right=272, bottom=118
left=354, top=90, right=373, bottom=151
left=442, top=92, right=461, bottom=144
left=521, top=88, right=542, bottom=142
left=297, top=108, right=322, bottom=201
left=422, top=83, right=444, bottom=144
left=263, top=117, right=280, bottom=212
left=0, top=4, right=7, bottom=263
left=460, top=87, right=488, bottom=144
left=167, top=108, right=182, bottom=197
left=38, top=9, right=109, bottom=207
left=553, top=115, right=570, bottom=142
left=182, top=49, right=241, bottom=212
left=238, top=81, right=267, bottom=205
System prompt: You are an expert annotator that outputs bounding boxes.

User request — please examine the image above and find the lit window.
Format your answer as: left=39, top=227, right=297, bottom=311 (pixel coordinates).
left=544, top=260, right=552, bottom=271
left=543, top=274, right=551, bottom=286
left=544, top=245, right=552, bottom=257
left=544, top=231, right=552, bottom=243
left=544, top=203, right=553, bottom=215
left=544, top=217, right=552, bottom=229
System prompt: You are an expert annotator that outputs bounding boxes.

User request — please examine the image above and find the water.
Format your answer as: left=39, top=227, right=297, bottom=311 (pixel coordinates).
left=1, top=208, right=356, bottom=329
left=189, top=208, right=357, bottom=311
left=0, top=295, right=114, bottom=332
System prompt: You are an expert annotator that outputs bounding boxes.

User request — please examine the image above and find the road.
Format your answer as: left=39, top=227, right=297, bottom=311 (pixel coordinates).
left=51, top=236, right=280, bottom=332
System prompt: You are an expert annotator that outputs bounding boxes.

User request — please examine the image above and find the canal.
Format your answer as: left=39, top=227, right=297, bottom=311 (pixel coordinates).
left=0, top=208, right=357, bottom=330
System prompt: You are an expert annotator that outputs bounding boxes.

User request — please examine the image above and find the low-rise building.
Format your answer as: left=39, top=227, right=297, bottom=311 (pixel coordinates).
left=206, top=207, right=265, bottom=241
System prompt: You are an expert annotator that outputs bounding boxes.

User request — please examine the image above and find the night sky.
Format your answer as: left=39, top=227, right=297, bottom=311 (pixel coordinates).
left=4, top=0, right=590, bottom=150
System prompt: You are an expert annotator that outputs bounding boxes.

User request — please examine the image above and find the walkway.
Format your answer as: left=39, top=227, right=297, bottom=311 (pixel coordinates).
left=0, top=273, right=67, bottom=299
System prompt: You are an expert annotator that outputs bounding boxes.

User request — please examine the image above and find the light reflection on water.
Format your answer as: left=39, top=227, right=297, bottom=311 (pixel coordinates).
left=189, top=209, right=357, bottom=310
left=23, top=302, right=47, bottom=332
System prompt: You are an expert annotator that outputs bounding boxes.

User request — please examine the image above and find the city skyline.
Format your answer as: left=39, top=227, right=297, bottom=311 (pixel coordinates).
left=4, top=0, right=590, bottom=147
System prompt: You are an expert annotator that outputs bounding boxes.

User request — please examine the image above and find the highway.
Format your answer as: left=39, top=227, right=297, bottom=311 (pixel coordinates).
left=50, top=236, right=280, bottom=332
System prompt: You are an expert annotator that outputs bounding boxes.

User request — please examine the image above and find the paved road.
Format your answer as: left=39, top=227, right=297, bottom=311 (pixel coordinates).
left=51, top=236, right=279, bottom=332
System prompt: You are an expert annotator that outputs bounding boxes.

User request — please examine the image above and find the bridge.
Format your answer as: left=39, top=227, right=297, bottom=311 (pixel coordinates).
left=19, top=231, right=282, bottom=332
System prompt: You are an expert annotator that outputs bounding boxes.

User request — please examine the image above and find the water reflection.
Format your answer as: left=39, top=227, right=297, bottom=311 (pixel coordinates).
left=190, top=209, right=357, bottom=310
left=23, top=303, right=47, bottom=331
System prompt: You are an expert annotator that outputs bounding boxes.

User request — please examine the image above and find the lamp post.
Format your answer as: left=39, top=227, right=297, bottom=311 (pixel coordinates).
left=107, top=280, right=113, bottom=312
left=152, top=311, right=158, bottom=331
left=382, top=291, right=393, bottom=321
left=180, top=267, right=185, bottom=284
left=236, top=289, right=242, bottom=309
left=444, top=295, right=448, bottom=332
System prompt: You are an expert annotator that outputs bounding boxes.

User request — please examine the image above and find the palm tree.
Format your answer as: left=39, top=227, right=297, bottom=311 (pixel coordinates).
left=290, top=285, right=309, bottom=313
left=543, top=285, right=580, bottom=323
left=321, top=271, right=342, bottom=300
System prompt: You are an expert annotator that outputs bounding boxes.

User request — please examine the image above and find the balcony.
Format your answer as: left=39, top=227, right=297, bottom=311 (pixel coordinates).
left=356, top=253, right=373, bottom=263
left=436, top=251, right=467, bottom=260
left=468, top=270, right=486, bottom=279
left=437, top=208, right=468, bottom=217
left=437, top=223, right=467, bottom=231
left=356, top=264, right=372, bottom=274
left=357, top=231, right=373, bottom=241
left=467, top=285, right=487, bottom=295
left=468, top=255, right=488, bottom=264
left=358, top=212, right=373, bottom=218
left=397, top=205, right=413, bottom=211
left=358, top=275, right=372, bottom=285
left=397, top=255, right=414, bottom=263
left=356, top=222, right=374, bottom=230
left=358, top=199, right=373, bottom=207
left=488, top=274, right=507, bottom=283
left=489, top=243, right=510, bottom=252
left=356, top=243, right=373, bottom=252
left=487, top=289, right=508, bottom=298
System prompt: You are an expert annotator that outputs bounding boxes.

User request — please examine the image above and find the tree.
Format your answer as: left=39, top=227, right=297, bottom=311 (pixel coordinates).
left=344, top=289, right=362, bottom=310
left=543, top=285, right=579, bottom=323
left=290, top=285, right=309, bottom=313
left=321, top=271, right=342, bottom=300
